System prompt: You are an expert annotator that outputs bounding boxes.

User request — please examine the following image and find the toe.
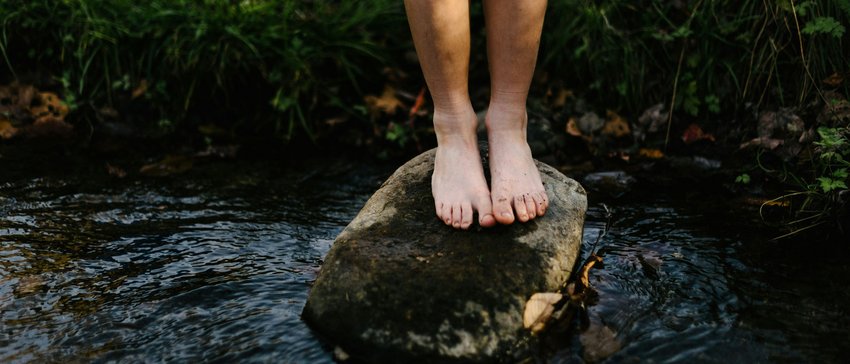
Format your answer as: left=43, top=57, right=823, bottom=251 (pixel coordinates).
left=451, top=203, right=462, bottom=229
left=536, top=191, right=548, bottom=216
left=514, top=195, right=530, bottom=222
left=474, top=194, right=496, bottom=227
left=461, top=202, right=473, bottom=229
left=441, top=203, right=452, bottom=225
left=524, top=194, right=537, bottom=219
left=492, top=195, right=515, bottom=225
left=435, top=201, right=443, bottom=220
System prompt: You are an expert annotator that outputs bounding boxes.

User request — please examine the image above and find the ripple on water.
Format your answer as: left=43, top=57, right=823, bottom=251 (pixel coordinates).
left=2, top=158, right=848, bottom=362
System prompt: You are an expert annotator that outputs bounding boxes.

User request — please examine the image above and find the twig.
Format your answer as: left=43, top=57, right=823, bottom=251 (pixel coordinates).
left=665, top=46, right=686, bottom=150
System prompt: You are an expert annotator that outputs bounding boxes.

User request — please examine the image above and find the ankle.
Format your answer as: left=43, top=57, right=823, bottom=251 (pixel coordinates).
left=433, top=108, right=478, bottom=144
left=484, top=103, right=528, bottom=134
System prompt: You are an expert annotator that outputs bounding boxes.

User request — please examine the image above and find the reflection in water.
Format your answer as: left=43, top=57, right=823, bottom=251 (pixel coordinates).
left=0, top=158, right=388, bottom=363
left=1, top=156, right=848, bottom=362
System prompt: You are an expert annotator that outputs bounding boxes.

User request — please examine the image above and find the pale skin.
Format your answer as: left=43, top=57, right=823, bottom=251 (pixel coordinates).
left=404, top=0, right=549, bottom=229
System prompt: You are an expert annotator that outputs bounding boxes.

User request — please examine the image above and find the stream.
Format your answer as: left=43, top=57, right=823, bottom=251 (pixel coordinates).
left=1, top=148, right=848, bottom=363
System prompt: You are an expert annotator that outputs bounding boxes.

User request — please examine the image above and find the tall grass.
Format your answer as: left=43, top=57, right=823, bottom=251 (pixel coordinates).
left=540, top=0, right=850, bottom=120
left=0, top=0, right=407, bottom=140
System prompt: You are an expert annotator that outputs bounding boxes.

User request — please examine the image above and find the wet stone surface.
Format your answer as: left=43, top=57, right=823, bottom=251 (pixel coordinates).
left=303, top=146, right=587, bottom=363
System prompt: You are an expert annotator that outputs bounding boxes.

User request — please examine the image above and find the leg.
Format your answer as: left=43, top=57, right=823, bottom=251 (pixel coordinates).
left=404, top=0, right=496, bottom=229
left=483, top=0, right=549, bottom=224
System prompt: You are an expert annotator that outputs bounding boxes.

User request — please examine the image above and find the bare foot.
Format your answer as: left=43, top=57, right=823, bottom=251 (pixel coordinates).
left=486, top=107, right=549, bottom=224
left=432, top=110, right=496, bottom=229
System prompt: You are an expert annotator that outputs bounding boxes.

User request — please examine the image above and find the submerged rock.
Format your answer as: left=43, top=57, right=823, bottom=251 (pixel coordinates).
left=302, top=145, right=587, bottom=363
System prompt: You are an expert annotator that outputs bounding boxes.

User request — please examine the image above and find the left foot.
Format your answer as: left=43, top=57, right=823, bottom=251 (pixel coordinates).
left=486, top=106, right=549, bottom=224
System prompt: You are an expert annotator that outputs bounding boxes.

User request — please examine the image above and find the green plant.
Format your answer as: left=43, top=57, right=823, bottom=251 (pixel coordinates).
left=0, top=0, right=408, bottom=141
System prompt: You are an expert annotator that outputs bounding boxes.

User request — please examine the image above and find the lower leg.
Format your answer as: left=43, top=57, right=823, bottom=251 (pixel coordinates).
left=404, top=0, right=495, bottom=229
left=483, top=0, right=549, bottom=224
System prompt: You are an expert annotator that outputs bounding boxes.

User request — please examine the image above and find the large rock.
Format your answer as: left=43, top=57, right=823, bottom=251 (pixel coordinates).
left=303, top=145, right=587, bottom=363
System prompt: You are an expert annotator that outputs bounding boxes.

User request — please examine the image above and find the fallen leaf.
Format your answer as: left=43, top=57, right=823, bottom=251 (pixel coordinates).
left=823, top=72, right=844, bottom=87
left=681, top=123, right=715, bottom=144
left=106, top=163, right=127, bottom=178
left=31, top=92, right=69, bottom=120
left=739, top=137, right=783, bottom=150
left=637, top=148, right=664, bottom=159
left=578, top=254, right=603, bottom=291
left=523, top=292, right=563, bottom=334
left=551, top=88, right=573, bottom=109
left=566, top=117, right=582, bottom=136
left=0, top=118, right=18, bottom=139
left=139, top=155, right=193, bottom=176
left=131, top=79, right=148, bottom=99
left=364, top=85, right=405, bottom=117
left=600, top=110, right=631, bottom=138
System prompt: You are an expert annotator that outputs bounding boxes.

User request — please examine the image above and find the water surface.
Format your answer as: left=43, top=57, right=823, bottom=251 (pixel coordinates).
left=1, top=150, right=848, bottom=362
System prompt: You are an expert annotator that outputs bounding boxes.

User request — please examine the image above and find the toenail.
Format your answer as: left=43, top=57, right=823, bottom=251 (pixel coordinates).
left=501, top=212, right=512, bottom=217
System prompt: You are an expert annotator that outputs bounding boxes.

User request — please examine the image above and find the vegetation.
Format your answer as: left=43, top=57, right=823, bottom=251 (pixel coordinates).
left=0, top=0, right=407, bottom=140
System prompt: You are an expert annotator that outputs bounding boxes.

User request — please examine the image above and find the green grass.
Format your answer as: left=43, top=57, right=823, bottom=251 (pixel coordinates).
left=0, top=0, right=408, bottom=140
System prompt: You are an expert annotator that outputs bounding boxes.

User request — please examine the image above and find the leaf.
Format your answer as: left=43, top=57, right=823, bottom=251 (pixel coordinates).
left=637, top=148, right=664, bottom=159
left=600, top=110, right=630, bottom=138
left=681, top=123, right=715, bottom=144
left=802, top=17, right=846, bottom=38
left=550, top=88, right=573, bottom=109
left=566, top=117, right=583, bottom=136
left=823, top=73, right=845, bottom=87
left=0, top=119, right=18, bottom=140
left=131, top=79, right=148, bottom=99
left=106, top=163, right=127, bottom=178
left=523, top=292, right=563, bottom=334
left=364, top=85, right=405, bottom=117
left=139, top=155, right=193, bottom=176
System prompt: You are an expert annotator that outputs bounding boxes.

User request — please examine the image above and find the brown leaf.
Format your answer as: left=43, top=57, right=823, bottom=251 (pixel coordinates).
left=131, top=79, right=148, bottom=99
left=637, top=148, right=664, bottom=159
left=578, top=254, right=603, bottom=291
left=600, top=110, right=631, bottom=138
left=523, top=292, right=563, bottom=334
left=681, top=123, right=715, bottom=144
left=31, top=92, right=69, bottom=120
left=364, top=85, right=405, bottom=117
left=139, top=155, right=194, bottom=176
left=739, top=137, right=783, bottom=150
left=566, top=117, right=582, bottom=136
left=0, top=118, right=18, bottom=140
left=551, top=88, right=573, bottom=109
left=823, top=72, right=844, bottom=87
left=106, top=163, right=127, bottom=178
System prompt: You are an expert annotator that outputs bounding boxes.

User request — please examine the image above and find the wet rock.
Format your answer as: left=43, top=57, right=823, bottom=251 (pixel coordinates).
left=303, top=144, right=587, bottom=363
left=581, top=171, right=636, bottom=198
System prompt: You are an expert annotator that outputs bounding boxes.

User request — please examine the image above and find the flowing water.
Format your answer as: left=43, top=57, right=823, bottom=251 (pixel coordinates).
left=1, top=149, right=848, bottom=363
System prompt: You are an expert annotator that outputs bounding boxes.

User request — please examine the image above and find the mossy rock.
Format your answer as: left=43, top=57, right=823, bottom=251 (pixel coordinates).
left=303, top=145, right=587, bottom=363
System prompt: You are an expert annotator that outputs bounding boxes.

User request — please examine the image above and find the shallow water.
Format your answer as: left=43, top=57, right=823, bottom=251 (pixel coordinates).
left=1, top=151, right=848, bottom=363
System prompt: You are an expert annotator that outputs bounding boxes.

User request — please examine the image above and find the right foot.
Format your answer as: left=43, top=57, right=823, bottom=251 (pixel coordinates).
left=432, top=111, right=496, bottom=229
